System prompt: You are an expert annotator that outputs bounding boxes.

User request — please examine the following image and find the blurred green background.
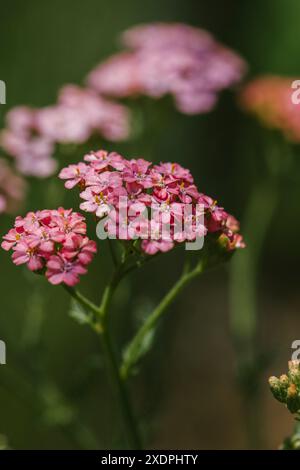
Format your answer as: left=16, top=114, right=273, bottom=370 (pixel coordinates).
left=0, top=0, right=300, bottom=449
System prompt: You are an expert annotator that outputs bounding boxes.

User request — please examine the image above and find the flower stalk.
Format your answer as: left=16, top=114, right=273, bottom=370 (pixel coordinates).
left=64, top=272, right=142, bottom=449
left=63, top=252, right=211, bottom=448
left=229, top=130, right=286, bottom=448
left=120, top=257, right=206, bottom=380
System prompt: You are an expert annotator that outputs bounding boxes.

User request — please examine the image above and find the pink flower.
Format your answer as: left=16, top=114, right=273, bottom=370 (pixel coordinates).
left=87, top=23, right=246, bottom=115
left=62, top=234, right=97, bottom=265
left=1, top=227, right=24, bottom=251
left=225, top=215, right=240, bottom=232
left=2, top=208, right=97, bottom=285
left=84, top=150, right=125, bottom=171
left=122, top=158, right=153, bottom=190
left=12, top=239, right=44, bottom=271
left=59, top=162, right=92, bottom=189
left=37, top=105, right=92, bottom=144
left=153, top=162, right=194, bottom=183
left=121, top=23, right=213, bottom=51
left=58, top=85, right=131, bottom=142
left=84, top=169, right=123, bottom=190
left=87, top=52, right=141, bottom=98
left=60, top=148, right=245, bottom=255
left=0, top=107, right=57, bottom=178
left=206, top=205, right=228, bottom=232
left=52, top=208, right=87, bottom=235
left=168, top=181, right=200, bottom=204
left=141, top=239, right=174, bottom=255
left=46, top=255, right=87, bottom=286
left=0, top=87, right=131, bottom=180
left=219, top=232, right=246, bottom=251
left=79, top=186, right=113, bottom=217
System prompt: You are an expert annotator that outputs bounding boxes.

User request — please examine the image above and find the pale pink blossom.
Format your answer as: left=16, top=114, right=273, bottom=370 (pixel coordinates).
left=79, top=186, right=113, bottom=218
left=84, top=150, right=125, bottom=172
left=37, top=105, right=92, bottom=144
left=59, top=162, right=92, bottom=189
left=0, top=107, right=57, bottom=178
left=87, top=52, right=141, bottom=98
left=58, top=85, right=131, bottom=142
left=0, top=87, right=131, bottom=180
left=1, top=227, right=24, bottom=251
left=87, top=23, right=246, bottom=115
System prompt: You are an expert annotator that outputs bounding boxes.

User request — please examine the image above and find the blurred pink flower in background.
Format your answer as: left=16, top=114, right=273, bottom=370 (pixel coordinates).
left=0, top=88, right=131, bottom=178
left=240, top=75, right=300, bottom=141
left=0, top=107, right=57, bottom=177
left=38, top=85, right=131, bottom=143
left=87, top=22, right=246, bottom=114
left=0, top=158, right=26, bottom=214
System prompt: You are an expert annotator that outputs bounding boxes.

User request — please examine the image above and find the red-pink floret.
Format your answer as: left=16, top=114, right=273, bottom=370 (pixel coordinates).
left=1, top=207, right=97, bottom=286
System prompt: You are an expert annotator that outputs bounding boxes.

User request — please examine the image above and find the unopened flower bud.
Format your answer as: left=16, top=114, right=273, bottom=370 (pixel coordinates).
left=286, top=383, right=300, bottom=414
left=269, top=376, right=288, bottom=403
left=287, top=383, right=297, bottom=397
left=279, top=374, right=290, bottom=387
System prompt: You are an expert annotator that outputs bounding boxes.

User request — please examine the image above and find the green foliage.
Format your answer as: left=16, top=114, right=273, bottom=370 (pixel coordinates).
left=68, top=299, right=90, bottom=325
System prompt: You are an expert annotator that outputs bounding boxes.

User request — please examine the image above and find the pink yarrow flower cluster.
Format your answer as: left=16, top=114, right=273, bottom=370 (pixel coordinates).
left=59, top=150, right=245, bottom=254
left=0, top=107, right=57, bottom=177
left=38, top=85, right=130, bottom=144
left=0, top=86, right=131, bottom=178
left=1, top=208, right=97, bottom=286
left=87, top=23, right=246, bottom=115
left=240, top=75, right=300, bottom=142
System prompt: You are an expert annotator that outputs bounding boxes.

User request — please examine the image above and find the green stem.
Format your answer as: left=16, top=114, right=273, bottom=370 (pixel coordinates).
left=63, top=285, right=100, bottom=317
left=98, top=260, right=128, bottom=322
left=101, top=327, right=142, bottom=449
left=108, top=239, right=118, bottom=267
left=121, top=259, right=206, bottom=380
left=64, top=264, right=142, bottom=449
left=229, top=132, right=282, bottom=448
left=229, top=177, right=278, bottom=347
left=97, top=259, right=143, bottom=448
left=63, top=285, right=102, bottom=332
